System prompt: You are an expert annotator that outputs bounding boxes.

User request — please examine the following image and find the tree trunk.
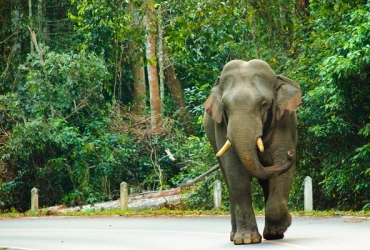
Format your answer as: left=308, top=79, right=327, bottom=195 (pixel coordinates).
left=163, top=48, right=186, bottom=110
left=29, top=0, right=34, bottom=54
left=157, top=10, right=165, bottom=114
left=163, top=47, right=195, bottom=133
left=37, top=0, right=42, bottom=40
left=132, top=56, right=146, bottom=115
left=145, top=0, right=161, bottom=130
left=297, top=0, right=310, bottom=15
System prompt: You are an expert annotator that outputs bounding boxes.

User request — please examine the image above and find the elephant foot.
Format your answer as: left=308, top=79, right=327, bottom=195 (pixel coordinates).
left=263, top=212, right=292, bottom=240
left=231, top=229, right=262, bottom=245
left=230, top=231, right=235, bottom=242
left=263, top=228, right=285, bottom=240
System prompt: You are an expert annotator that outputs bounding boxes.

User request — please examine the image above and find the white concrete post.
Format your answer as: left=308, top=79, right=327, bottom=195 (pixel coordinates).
left=120, top=182, right=128, bottom=210
left=304, top=176, right=313, bottom=211
left=31, top=187, right=38, bottom=212
left=214, top=180, right=222, bottom=210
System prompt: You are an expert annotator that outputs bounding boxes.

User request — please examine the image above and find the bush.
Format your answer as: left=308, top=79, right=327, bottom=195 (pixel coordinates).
left=288, top=0, right=370, bottom=210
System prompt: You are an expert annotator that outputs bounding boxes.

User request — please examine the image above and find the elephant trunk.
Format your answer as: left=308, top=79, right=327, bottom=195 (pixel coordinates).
left=223, top=126, right=295, bottom=180
left=238, top=148, right=295, bottom=180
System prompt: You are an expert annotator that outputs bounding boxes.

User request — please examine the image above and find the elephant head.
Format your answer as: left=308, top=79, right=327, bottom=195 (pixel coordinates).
left=204, top=59, right=301, bottom=180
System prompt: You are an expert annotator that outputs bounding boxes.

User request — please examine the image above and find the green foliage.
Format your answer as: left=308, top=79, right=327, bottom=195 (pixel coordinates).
left=68, top=0, right=146, bottom=104
left=164, top=0, right=296, bottom=91
left=0, top=50, right=111, bottom=209
left=169, top=135, right=224, bottom=210
left=291, top=0, right=370, bottom=210
left=17, top=49, right=109, bottom=120
left=0, top=0, right=76, bottom=92
left=69, top=0, right=137, bottom=52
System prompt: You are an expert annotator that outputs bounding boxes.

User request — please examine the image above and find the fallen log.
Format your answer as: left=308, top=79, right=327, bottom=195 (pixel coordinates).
left=129, top=188, right=181, bottom=201
left=179, top=164, right=220, bottom=187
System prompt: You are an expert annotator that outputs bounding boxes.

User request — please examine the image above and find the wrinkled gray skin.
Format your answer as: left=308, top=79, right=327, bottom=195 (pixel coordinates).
left=203, top=59, right=301, bottom=245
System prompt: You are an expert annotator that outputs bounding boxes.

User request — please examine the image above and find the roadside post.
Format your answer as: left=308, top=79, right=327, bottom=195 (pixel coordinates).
left=31, top=187, right=39, bottom=212
left=304, top=176, right=313, bottom=211
left=120, top=182, right=128, bottom=210
left=214, top=180, right=222, bottom=210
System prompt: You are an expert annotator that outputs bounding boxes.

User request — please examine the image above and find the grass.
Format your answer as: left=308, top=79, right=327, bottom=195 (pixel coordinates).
left=291, top=210, right=370, bottom=217
left=0, top=208, right=229, bottom=218
left=1, top=208, right=369, bottom=219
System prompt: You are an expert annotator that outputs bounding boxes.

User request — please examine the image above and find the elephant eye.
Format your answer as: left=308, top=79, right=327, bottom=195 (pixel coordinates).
left=222, top=102, right=228, bottom=110
left=260, top=100, right=271, bottom=114
left=261, top=101, right=268, bottom=108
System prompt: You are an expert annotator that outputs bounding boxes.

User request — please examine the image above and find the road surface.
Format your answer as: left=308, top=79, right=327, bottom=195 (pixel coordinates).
left=0, top=215, right=369, bottom=250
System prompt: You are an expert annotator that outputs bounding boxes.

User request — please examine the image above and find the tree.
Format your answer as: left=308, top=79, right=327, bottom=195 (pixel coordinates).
left=145, top=0, right=161, bottom=130
left=131, top=42, right=147, bottom=116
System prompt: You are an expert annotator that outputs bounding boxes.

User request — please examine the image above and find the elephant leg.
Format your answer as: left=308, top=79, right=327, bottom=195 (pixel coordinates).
left=223, top=161, right=262, bottom=245
left=229, top=201, right=237, bottom=241
left=260, top=166, right=295, bottom=240
left=218, top=163, right=237, bottom=241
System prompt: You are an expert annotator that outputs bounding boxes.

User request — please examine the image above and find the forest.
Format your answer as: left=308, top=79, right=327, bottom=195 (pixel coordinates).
left=0, top=0, right=369, bottom=212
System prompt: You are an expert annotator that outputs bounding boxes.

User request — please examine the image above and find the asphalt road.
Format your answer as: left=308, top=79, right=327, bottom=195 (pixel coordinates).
left=0, top=215, right=369, bottom=250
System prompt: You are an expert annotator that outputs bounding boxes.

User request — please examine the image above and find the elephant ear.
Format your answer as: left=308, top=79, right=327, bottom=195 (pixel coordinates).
left=276, top=75, right=302, bottom=120
left=204, top=84, right=223, bottom=123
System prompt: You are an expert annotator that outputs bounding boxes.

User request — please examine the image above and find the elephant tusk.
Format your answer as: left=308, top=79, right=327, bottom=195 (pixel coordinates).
left=216, top=140, right=232, bottom=157
left=256, top=138, right=264, bottom=153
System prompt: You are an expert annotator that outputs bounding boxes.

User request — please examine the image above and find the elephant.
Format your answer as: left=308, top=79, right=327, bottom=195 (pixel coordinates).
left=203, top=59, right=301, bottom=245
